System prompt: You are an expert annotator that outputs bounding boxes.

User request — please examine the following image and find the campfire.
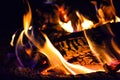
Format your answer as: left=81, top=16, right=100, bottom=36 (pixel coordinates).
left=7, top=0, right=120, bottom=79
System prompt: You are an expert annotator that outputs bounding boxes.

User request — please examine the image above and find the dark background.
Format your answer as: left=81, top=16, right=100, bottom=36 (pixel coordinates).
left=0, top=1, right=24, bottom=75
left=0, top=0, right=23, bottom=52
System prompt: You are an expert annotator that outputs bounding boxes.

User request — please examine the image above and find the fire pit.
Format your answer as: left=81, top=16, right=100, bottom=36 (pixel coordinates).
left=1, top=0, right=120, bottom=79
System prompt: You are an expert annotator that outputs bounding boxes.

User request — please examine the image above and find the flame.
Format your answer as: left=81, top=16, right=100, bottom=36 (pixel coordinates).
left=76, top=11, right=94, bottom=30
left=90, top=0, right=120, bottom=28
left=39, top=33, right=97, bottom=75
left=10, top=33, right=16, bottom=46
left=83, top=29, right=117, bottom=66
left=58, top=6, right=74, bottom=32
left=15, top=0, right=102, bottom=75
left=59, top=11, right=94, bottom=33
left=75, top=11, right=117, bottom=66
left=13, top=0, right=120, bottom=75
left=80, top=16, right=117, bottom=66
left=58, top=5, right=69, bottom=22
left=15, top=30, right=25, bottom=67
left=115, top=16, right=120, bottom=22
left=81, top=17, right=94, bottom=30
left=98, top=0, right=120, bottom=24
left=59, top=20, right=74, bottom=32
left=97, top=8, right=106, bottom=24
left=23, top=0, right=32, bottom=36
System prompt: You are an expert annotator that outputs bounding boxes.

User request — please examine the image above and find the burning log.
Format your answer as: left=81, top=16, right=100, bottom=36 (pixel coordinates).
left=7, top=22, right=120, bottom=77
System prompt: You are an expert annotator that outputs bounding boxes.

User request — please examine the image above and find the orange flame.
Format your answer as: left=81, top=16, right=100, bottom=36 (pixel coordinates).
left=10, top=33, right=16, bottom=46
left=58, top=5, right=69, bottom=22
left=39, top=33, right=97, bottom=75
left=83, top=27, right=116, bottom=66
left=76, top=11, right=94, bottom=30
left=96, top=0, right=120, bottom=26
left=12, top=0, right=120, bottom=75
left=75, top=11, right=118, bottom=66
left=59, top=11, right=94, bottom=33
left=16, top=1, right=103, bottom=75
left=59, top=20, right=74, bottom=32
left=58, top=5, right=74, bottom=32
left=23, top=1, right=32, bottom=36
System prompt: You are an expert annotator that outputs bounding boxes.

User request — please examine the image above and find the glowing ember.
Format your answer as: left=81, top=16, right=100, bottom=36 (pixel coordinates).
left=108, top=59, right=120, bottom=70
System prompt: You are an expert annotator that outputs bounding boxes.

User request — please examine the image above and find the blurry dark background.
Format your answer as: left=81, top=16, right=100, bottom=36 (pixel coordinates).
left=0, top=1, right=24, bottom=76
left=0, top=0, right=23, bottom=52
